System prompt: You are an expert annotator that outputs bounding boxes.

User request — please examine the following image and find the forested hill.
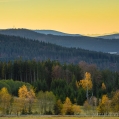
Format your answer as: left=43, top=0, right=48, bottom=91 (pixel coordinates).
left=0, top=34, right=119, bottom=71
left=0, top=29, right=119, bottom=54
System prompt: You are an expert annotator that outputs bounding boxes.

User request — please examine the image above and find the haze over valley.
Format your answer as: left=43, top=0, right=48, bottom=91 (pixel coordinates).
left=0, top=29, right=119, bottom=55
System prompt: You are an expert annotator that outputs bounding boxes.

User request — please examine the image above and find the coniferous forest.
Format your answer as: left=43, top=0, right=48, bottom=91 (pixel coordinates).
left=0, top=34, right=119, bottom=71
left=0, top=34, right=119, bottom=115
left=0, top=59, right=119, bottom=115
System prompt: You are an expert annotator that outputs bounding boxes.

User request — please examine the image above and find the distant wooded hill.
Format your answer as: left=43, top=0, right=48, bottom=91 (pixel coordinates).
left=0, top=34, right=119, bottom=70
left=97, top=33, right=119, bottom=39
left=35, top=30, right=81, bottom=36
left=0, top=29, right=119, bottom=54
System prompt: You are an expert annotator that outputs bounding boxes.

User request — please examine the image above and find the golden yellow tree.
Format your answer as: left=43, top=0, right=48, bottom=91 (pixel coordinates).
left=97, top=95, right=110, bottom=115
left=72, top=104, right=81, bottom=115
left=79, top=72, right=93, bottom=90
left=0, top=87, right=12, bottom=115
left=18, top=85, right=28, bottom=98
left=101, top=82, right=106, bottom=90
left=62, top=97, right=73, bottom=115
left=18, top=85, right=28, bottom=114
left=18, top=85, right=36, bottom=114
left=62, top=97, right=81, bottom=115
left=76, top=72, right=93, bottom=101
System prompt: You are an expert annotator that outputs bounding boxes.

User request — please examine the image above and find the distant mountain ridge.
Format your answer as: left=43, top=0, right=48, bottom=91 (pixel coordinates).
left=0, top=28, right=119, bottom=54
left=97, top=33, right=119, bottom=39
left=34, top=30, right=81, bottom=36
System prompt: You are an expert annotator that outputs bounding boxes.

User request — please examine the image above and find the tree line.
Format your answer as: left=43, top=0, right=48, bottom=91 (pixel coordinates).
left=0, top=59, right=119, bottom=100
left=0, top=76, right=119, bottom=116
left=0, top=85, right=81, bottom=115
left=0, top=59, right=119, bottom=115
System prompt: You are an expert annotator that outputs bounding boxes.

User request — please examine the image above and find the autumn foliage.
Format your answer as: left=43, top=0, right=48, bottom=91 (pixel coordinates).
left=0, top=87, right=11, bottom=115
left=0, top=59, right=119, bottom=116
left=97, top=95, right=110, bottom=114
left=18, top=85, right=35, bottom=114
left=77, top=72, right=93, bottom=90
left=62, top=97, right=81, bottom=115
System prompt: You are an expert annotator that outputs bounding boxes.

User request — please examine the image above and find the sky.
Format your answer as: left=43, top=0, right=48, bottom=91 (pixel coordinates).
left=0, top=0, right=119, bottom=36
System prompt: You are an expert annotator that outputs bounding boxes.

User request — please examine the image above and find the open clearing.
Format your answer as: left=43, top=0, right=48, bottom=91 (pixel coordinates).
left=0, top=116, right=119, bottom=119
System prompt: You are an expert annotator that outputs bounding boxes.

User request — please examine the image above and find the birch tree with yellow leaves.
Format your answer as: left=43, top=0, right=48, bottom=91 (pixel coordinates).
left=77, top=72, right=93, bottom=100
left=18, top=85, right=35, bottom=114
left=0, top=87, right=12, bottom=115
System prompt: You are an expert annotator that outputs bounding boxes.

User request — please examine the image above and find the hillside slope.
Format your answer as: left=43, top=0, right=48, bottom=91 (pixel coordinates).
left=0, top=34, right=119, bottom=70
left=0, top=29, right=119, bottom=54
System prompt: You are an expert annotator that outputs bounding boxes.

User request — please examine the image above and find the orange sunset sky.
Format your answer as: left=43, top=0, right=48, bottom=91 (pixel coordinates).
left=0, top=0, right=119, bottom=36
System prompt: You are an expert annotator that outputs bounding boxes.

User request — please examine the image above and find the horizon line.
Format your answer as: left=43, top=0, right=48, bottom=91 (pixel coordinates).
left=0, top=28, right=119, bottom=37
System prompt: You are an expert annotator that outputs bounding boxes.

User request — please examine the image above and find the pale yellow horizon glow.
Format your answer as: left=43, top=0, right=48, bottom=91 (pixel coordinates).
left=0, top=0, right=119, bottom=36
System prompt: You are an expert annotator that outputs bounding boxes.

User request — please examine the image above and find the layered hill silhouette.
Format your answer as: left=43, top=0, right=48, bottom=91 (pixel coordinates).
left=0, top=29, right=119, bottom=54
left=0, top=34, right=119, bottom=70
left=35, top=30, right=81, bottom=36
left=97, top=33, right=119, bottom=39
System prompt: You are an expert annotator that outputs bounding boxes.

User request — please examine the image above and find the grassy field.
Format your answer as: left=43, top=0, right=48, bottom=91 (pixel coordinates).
left=0, top=116, right=119, bottom=119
